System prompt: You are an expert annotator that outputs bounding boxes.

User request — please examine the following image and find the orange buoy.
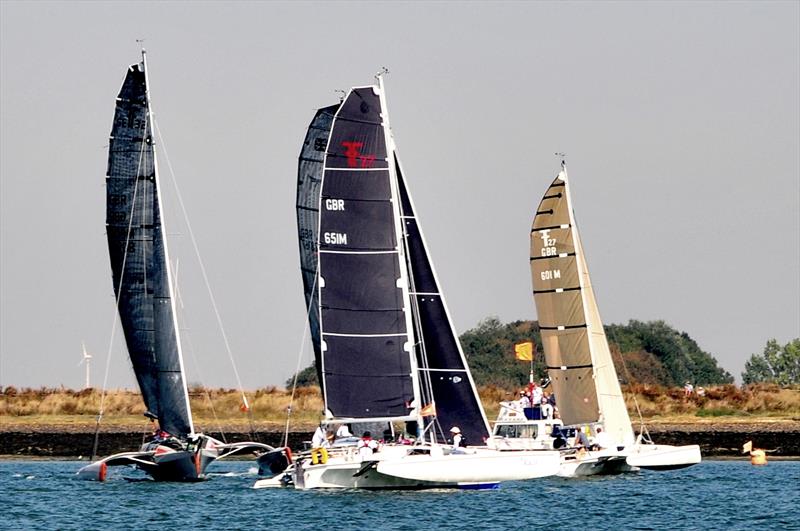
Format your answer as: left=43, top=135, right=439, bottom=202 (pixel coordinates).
left=750, top=449, right=767, bottom=465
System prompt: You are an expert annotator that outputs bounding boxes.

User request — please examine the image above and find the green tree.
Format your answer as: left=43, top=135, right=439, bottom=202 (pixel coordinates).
left=742, top=338, right=800, bottom=385
left=285, top=365, right=318, bottom=389
left=605, top=320, right=733, bottom=385
left=459, top=317, right=548, bottom=387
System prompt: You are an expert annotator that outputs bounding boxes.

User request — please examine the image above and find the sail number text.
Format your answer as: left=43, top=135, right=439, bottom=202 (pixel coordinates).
left=540, top=229, right=558, bottom=257
left=325, top=199, right=345, bottom=211
left=541, top=269, right=562, bottom=281
left=324, top=232, right=348, bottom=245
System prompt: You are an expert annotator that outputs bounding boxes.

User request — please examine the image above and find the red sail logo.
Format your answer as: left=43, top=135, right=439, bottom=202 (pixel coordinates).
left=342, top=141, right=376, bottom=168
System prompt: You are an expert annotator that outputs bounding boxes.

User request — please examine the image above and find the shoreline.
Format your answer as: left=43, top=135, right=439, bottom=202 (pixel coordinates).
left=2, top=420, right=798, bottom=457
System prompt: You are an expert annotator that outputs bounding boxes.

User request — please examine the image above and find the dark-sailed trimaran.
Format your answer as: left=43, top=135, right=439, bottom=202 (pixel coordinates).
left=528, top=160, right=701, bottom=474
left=78, top=51, right=271, bottom=482
left=256, top=74, right=560, bottom=489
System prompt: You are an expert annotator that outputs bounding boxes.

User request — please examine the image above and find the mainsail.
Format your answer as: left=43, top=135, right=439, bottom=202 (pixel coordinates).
left=297, top=104, right=340, bottom=395
left=394, top=155, right=491, bottom=444
left=316, top=86, right=418, bottom=419
left=529, top=164, right=633, bottom=445
left=105, top=57, right=193, bottom=437
left=301, top=80, right=491, bottom=442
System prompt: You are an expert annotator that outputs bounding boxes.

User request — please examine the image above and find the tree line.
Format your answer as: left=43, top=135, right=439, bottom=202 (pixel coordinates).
left=288, top=317, right=798, bottom=389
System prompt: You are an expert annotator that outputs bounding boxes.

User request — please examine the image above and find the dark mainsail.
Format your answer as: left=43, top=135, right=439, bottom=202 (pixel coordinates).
left=105, top=59, right=193, bottom=437
left=297, top=105, right=340, bottom=395
left=317, top=87, right=417, bottom=419
left=395, top=157, right=491, bottom=444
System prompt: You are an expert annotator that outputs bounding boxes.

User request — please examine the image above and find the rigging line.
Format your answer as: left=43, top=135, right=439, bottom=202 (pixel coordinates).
left=606, top=325, right=650, bottom=442
left=151, top=119, right=252, bottom=422
left=284, top=258, right=319, bottom=448
left=92, top=107, right=150, bottom=462
left=177, top=296, right=228, bottom=444
left=170, top=258, right=229, bottom=442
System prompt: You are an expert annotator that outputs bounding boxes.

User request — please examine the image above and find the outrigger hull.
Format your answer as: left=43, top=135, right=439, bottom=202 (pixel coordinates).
left=77, top=437, right=273, bottom=482
left=558, top=452, right=635, bottom=477
left=625, top=444, right=702, bottom=470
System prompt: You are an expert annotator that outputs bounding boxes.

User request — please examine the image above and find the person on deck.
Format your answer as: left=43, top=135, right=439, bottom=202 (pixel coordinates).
left=357, top=431, right=378, bottom=459
left=531, top=383, right=543, bottom=405
left=541, top=397, right=553, bottom=419
left=574, top=427, right=590, bottom=448
left=312, top=424, right=328, bottom=448
left=518, top=391, right=531, bottom=409
left=450, top=426, right=465, bottom=452
left=593, top=426, right=612, bottom=449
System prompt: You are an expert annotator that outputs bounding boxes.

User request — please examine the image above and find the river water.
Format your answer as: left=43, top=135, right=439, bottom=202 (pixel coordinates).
left=2, top=460, right=798, bottom=530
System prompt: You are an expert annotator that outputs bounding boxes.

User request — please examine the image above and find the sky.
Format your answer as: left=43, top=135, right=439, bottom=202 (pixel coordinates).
left=1, top=1, right=798, bottom=392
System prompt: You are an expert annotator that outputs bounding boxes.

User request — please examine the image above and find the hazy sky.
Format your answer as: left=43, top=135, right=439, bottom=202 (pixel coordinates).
left=1, top=1, right=798, bottom=392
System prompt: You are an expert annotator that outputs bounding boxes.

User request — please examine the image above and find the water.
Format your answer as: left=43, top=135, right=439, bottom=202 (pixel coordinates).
left=2, top=460, right=798, bottom=530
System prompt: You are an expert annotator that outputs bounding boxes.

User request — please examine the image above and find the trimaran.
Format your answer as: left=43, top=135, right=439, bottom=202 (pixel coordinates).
left=255, top=75, right=560, bottom=489
left=78, top=52, right=271, bottom=482
left=489, top=160, right=701, bottom=476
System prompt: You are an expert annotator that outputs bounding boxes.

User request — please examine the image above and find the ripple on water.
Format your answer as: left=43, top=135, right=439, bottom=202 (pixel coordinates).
left=2, top=460, right=799, bottom=530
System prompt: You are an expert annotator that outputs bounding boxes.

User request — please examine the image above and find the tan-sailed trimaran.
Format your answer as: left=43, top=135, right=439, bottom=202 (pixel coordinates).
left=524, top=159, right=701, bottom=476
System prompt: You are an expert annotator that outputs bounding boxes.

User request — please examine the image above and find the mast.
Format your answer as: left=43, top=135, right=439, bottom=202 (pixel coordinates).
left=563, top=163, right=632, bottom=444
left=141, top=50, right=195, bottom=436
left=378, top=74, right=423, bottom=427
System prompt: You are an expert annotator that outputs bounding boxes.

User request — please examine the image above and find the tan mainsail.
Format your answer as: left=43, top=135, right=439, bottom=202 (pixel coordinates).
left=530, top=165, right=634, bottom=445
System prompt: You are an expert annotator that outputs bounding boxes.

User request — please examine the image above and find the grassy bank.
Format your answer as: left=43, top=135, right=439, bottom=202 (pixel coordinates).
left=2, top=383, right=798, bottom=431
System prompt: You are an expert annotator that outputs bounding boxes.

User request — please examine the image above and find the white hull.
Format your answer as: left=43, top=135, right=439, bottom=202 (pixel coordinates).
left=290, top=444, right=560, bottom=490
left=625, top=444, right=702, bottom=470
left=377, top=448, right=561, bottom=483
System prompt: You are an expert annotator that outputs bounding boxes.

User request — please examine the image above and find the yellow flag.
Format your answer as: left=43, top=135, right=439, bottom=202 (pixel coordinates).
left=515, top=341, right=534, bottom=361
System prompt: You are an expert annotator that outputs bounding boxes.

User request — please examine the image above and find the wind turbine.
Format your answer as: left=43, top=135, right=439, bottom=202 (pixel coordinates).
left=79, top=341, right=92, bottom=389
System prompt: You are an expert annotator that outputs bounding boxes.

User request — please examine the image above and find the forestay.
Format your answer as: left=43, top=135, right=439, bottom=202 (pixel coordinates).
left=395, top=157, right=490, bottom=444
